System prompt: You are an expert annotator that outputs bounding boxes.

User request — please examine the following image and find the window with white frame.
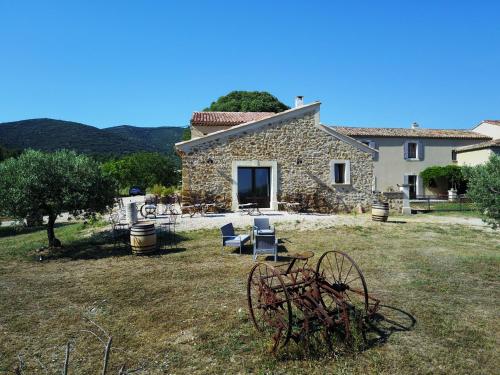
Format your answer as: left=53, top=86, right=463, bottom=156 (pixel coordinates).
left=330, top=160, right=351, bottom=185
left=404, top=140, right=423, bottom=160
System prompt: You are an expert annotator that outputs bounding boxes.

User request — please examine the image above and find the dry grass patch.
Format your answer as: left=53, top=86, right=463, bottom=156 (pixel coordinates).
left=0, top=222, right=498, bottom=374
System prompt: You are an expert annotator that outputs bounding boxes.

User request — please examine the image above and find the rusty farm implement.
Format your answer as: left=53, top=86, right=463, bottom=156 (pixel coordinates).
left=247, top=250, right=381, bottom=352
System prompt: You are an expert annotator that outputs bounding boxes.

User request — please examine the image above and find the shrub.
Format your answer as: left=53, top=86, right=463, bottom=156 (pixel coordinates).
left=102, top=152, right=179, bottom=191
left=463, top=155, right=500, bottom=228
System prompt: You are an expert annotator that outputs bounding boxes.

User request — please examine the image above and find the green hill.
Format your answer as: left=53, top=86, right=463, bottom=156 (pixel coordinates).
left=0, top=118, right=185, bottom=157
left=103, top=125, right=184, bottom=154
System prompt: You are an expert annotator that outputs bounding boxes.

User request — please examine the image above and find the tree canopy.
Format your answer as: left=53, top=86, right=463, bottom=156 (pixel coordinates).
left=204, top=91, right=290, bottom=112
left=463, top=155, right=500, bottom=228
left=0, top=145, right=20, bottom=162
left=102, top=152, right=180, bottom=191
left=0, top=149, right=117, bottom=246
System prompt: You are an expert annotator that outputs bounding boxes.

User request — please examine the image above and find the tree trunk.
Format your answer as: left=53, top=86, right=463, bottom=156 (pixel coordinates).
left=47, top=214, right=61, bottom=247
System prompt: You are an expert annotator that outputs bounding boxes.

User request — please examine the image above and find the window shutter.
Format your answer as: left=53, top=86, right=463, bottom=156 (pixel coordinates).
left=403, top=141, right=409, bottom=160
left=404, top=174, right=409, bottom=185
left=418, top=141, right=424, bottom=160
left=344, top=161, right=351, bottom=185
left=417, top=176, right=424, bottom=196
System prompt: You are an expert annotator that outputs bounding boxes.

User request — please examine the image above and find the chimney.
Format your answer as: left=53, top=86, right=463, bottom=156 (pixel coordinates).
left=295, top=96, right=304, bottom=108
left=411, top=122, right=419, bottom=129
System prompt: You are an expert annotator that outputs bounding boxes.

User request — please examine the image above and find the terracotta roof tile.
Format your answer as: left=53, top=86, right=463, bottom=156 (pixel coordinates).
left=191, top=111, right=275, bottom=126
left=330, top=126, right=491, bottom=140
left=455, top=139, right=500, bottom=152
left=483, top=120, right=500, bottom=126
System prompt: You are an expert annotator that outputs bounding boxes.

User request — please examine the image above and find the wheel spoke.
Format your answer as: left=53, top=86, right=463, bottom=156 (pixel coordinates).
left=343, top=264, right=353, bottom=284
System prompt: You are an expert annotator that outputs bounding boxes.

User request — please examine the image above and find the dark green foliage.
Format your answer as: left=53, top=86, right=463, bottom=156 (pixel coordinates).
left=463, top=155, right=500, bottom=228
left=103, top=125, right=185, bottom=155
left=0, top=145, right=20, bottom=162
left=420, top=165, right=467, bottom=192
left=182, top=127, right=191, bottom=141
left=204, top=91, right=289, bottom=112
left=0, top=149, right=117, bottom=246
left=102, top=152, right=179, bottom=191
left=0, top=118, right=184, bottom=157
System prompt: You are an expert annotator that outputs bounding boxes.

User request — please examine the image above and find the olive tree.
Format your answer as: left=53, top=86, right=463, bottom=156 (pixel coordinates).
left=0, top=149, right=117, bottom=247
left=463, top=154, right=500, bottom=228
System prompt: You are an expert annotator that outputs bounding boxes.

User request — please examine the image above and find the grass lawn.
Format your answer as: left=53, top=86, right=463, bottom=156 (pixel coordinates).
left=409, top=201, right=482, bottom=218
left=0, top=221, right=499, bottom=374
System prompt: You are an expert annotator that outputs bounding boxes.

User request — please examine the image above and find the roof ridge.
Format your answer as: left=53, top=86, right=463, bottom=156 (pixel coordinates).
left=329, top=125, right=491, bottom=139
left=330, top=125, right=475, bottom=132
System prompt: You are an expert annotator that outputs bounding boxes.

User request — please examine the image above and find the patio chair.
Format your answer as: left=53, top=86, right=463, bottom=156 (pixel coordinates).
left=253, top=217, right=275, bottom=241
left=253, top=233, right=278, bottom=261
left=109, top=213, right=130, bottom=249
left=220, top=223, right=250, bottom=255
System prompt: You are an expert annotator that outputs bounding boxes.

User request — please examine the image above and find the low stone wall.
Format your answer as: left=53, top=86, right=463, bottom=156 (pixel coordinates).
left=374, top=191, right=403, bottom=212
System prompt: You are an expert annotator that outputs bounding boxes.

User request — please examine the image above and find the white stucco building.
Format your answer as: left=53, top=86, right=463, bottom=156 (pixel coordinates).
left=455, top=121, right=500, bottom=166
left=331, top=124, right=490, bottom=197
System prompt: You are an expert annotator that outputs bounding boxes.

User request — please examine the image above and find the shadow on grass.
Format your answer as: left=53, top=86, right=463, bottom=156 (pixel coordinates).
left=0, top=225, right=43, bottom=238
left=45, top=229, right=189, bottom=261
left=0, top=222, right=78, bottom=238
left=228, top=243, right=289, bottom=258
left=363, top=304, right=416, bottom=347
left=276, top=304, right=416, bottom=361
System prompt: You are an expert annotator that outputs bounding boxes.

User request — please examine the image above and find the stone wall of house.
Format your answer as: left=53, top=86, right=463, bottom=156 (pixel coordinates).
left=179, top=110, right=374, bottom=212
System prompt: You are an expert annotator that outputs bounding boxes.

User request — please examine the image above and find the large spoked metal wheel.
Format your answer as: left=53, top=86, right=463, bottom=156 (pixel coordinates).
left=316, top=250, right=369, bottom=315
left=247, top=262, right=292, bottom=352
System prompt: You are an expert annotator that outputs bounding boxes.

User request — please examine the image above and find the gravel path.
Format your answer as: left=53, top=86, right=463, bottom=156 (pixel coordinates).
left=166, top=210, right=491, bottom=232
left=1, top=194, right=491, bottom=232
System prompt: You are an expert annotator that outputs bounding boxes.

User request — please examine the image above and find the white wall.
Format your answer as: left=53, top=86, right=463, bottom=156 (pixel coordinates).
left=191, top=125, right=232, bottom=138
left=351, top=137, right=487, bottom=194
left=457, top=148, right=497, bottom=166
left=473, top=123, right=500, bottom=139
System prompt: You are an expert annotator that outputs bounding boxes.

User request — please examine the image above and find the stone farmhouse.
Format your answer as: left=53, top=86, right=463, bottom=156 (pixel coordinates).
left=175, top=100, right=377, bottom=212
left=175, top=97, right=496, bottom=210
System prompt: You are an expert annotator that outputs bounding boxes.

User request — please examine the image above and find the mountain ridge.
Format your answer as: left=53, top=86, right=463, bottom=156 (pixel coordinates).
left=0, top=118, right=186, bottom=156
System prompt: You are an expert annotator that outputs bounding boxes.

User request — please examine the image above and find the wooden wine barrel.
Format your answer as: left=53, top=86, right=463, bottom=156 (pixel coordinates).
left=372, top=202, right=389, bottom=222
left=130, top=222, right=157, bottom=255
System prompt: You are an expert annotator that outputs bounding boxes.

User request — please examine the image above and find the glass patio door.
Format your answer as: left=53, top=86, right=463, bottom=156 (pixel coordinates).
left=237, top=167, right=271, bottom=208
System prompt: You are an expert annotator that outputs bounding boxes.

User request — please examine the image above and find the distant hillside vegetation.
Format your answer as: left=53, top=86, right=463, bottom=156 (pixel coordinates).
left=103, top=125, right=184, bottom=154
left=0, top=118, right=185, bottom=157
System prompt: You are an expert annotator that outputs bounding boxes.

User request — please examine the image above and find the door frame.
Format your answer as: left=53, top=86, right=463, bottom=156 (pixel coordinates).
left=232, top=160, right=278, bottom=211
left=237, top=166, right=271, bottom=208
left=404, top=173, right=422, bottom=199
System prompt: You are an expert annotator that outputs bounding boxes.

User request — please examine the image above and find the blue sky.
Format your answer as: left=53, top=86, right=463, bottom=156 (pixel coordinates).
left=0, top=0, right=499, bottom=129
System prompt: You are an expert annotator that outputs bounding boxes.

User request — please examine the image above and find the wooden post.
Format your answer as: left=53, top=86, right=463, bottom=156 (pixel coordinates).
left=63, top=342, right=70, bottom=375
left=102, top=336, right=112, bottom=375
